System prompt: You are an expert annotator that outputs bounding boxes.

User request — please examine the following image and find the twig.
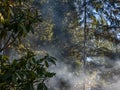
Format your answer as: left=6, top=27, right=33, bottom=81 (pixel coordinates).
left=0, top=33, right=19, bottom=52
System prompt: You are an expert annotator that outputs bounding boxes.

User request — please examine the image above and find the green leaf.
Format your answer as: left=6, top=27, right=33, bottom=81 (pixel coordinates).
left=39, top=58, right=45, bottom=63
left=29, top=71, right=36, bottom=80
left=15, top=72, right=22, bottom=80
left=9, top=7, right=14, bottom=17
left=49, top=59, right=56, bottom=65
left=37, top=83, right=47, bottom=90
left=50, top=56, right=57, bottom=61
left=45, top=72, right=56, bottom=78
left=37, top=66, right=46, bottom=77
left=2, top=72, right=12, bottom=82
left=0, top=31, right=7, bottom=39
left=23, top=83, right=34, bottom=90
left=0, top=82, right=6, bottom=87
left=12, top=74, right=17, bottom=84
left=30, top=27, right=34, bottom=34
left=45, top=61, right=49, bottom=67
left=31, top=58, right=36, bottom=64
left=1, top=55, right=9, bottom=62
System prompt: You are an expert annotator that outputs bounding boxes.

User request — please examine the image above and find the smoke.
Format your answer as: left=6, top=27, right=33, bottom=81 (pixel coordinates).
left=46, top=61, right=100, bottom=90
left=47, top=62, right=85, bottom=90
left=104, top=81, right=120, bottom=90
left=103, top=61, right=120, bottom=90
left=32, top=1, right=120, bottom=90
left=44, top=51, right=120, bottom=90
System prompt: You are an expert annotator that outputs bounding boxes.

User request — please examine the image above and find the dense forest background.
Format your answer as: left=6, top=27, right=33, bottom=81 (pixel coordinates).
left=0, top=0, right=120, bottom=90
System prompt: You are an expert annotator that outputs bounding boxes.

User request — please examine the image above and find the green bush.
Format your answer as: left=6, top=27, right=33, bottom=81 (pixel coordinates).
left=0, top=51, right=56, bottom=90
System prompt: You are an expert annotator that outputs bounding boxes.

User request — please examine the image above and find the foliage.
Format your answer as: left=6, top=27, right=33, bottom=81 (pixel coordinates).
left=74, top=0, right=120, bottom=85
left=0, top=51, right=56, bottom=90
left=75, top=0, right=120, bottom=27
left=0, top=0, right=56, bottom=90
left=0, top=0, right=41, bottom=52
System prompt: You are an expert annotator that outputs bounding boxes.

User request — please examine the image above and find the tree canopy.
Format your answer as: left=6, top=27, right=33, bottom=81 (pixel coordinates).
left=0, top=0, right=56, bottom=90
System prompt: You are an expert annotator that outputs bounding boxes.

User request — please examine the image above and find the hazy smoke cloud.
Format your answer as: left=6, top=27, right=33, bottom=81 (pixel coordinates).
left=46, top=58, right=100, bottom=90
left=45, top=56, right=120, bottom=90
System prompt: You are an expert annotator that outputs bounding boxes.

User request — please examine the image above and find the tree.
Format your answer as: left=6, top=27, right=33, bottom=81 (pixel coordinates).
left=74, top=0, right=120, bottom=87
left=0, top=0, right=41, bottom=52
left=74, top=0, right=120, bottom=64
left=0, top=0, right=56, bottom=90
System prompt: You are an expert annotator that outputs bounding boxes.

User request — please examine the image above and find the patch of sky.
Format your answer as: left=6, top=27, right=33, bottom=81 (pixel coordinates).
left=86, top=57, right=93, bottom=62
left=116, top=15, right=120, bottom=21
left=115, top=3, right=120, bottom=8
left=117, top=33, right=120, bottom=40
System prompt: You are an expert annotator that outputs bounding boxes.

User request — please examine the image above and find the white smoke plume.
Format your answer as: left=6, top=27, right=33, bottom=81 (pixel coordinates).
left=46, top=57, right=120, bottom=90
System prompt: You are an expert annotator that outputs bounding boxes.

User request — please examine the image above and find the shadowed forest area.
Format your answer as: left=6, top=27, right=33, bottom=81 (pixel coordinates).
left=0, top=0, right=120, bottom=90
